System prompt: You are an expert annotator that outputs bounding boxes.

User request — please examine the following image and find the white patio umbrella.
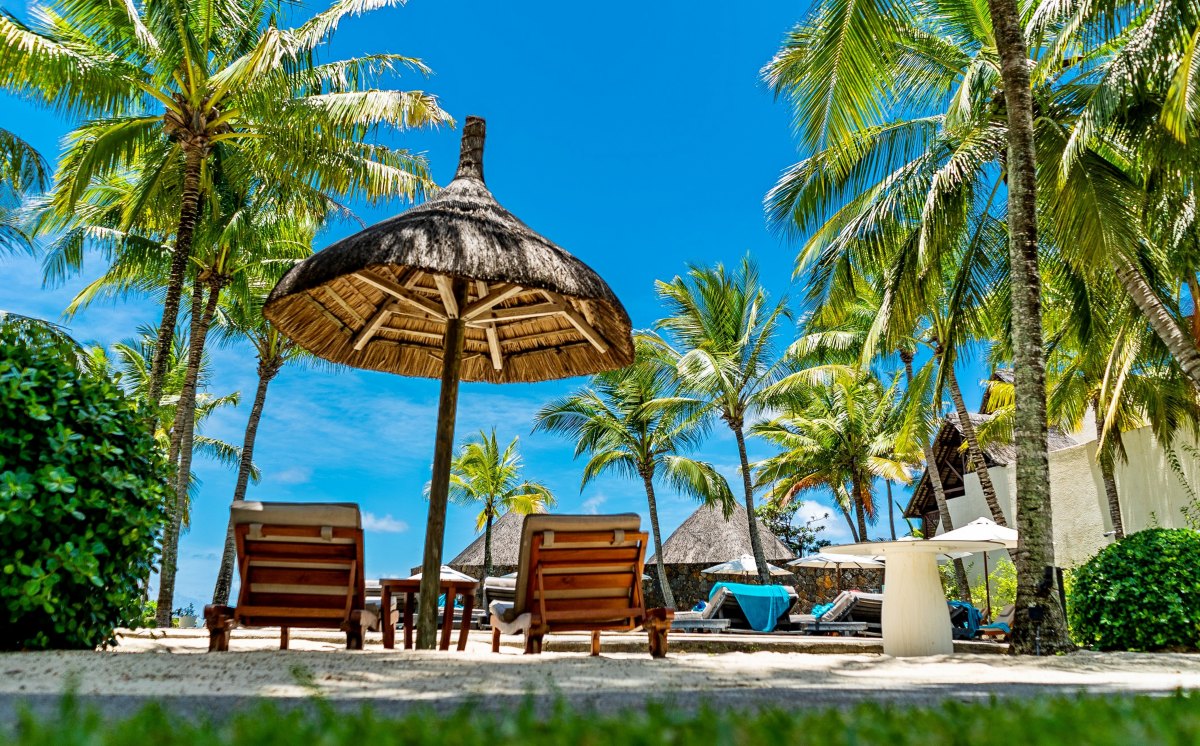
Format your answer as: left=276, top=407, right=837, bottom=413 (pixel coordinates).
left=937, top=517, right=1018, bottom=616
left=938, top=517, right=1018, bottom=548
left=701, top=554, right=792, bottom=578
left=789, top=552, right=884, bottom=592
left=407, top=565, right=478, bottom=583
left=885, top=536, right=973, bottom=563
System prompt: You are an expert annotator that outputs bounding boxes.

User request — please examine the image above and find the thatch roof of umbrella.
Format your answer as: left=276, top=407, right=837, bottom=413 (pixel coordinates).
left=447, top=510, right=529, bottom=569
left=649, top=503, right=794, bottom=565
left=263, top=118, right=634, bottom=383
left=263, top=116, right=633, bottom=649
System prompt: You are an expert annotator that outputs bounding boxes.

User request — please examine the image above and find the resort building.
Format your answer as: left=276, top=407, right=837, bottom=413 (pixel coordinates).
left=906, top=374, right=1200, bottom=569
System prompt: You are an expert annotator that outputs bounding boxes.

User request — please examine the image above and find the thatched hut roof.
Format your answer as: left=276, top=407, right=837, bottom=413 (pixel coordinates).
left=446, top=510, right=527, bottom=568
left=264, top=117, right=634, bottom=383
left=649, top=503, right=794, bottom=565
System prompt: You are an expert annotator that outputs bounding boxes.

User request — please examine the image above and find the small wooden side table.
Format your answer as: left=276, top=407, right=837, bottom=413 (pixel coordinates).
left=379, top=578, right=478, bottom=651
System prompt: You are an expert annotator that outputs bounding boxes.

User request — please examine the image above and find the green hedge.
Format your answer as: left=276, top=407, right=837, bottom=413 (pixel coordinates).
left=0, top=326, right=170, bottom=650
left=12, top=692, right=1200, bottom=746
left=1068, top=528, right=1200, bottom=651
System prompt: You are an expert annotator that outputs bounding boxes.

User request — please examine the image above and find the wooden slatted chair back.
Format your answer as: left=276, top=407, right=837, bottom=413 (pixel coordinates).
left=513, top=514, right=647, bottom=633
left=231, top=501, right=365, bottom=629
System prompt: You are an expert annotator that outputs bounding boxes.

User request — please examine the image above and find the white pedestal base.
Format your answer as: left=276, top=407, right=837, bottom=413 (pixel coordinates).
left=880, top=552, right=953, bottom=657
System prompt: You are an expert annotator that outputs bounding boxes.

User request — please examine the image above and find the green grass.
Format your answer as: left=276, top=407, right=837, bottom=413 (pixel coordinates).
left=11, top=691, right=1200, bottom=745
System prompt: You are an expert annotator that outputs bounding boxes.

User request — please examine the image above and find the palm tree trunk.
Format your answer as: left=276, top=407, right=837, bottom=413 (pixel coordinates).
left=1095, top=408, right=1125, bottom=540
left=212, top=359, right=279, bottom=606
left=1113, top=259, right=1200, bottom=392
left=484, top=507, right=495, bottom=580
left=1188, top=275, right=1200, bottom=344
left=147, top=146, right=204, bottom=418
left=641, top=469, right=676, bottom=609
left=838, top=501, right=860, bottom=543
left=732, top=425, right=770, bottom=584
left=945, top=364, right=1007, bottom=526
left=156, top=277, right=222, bottom=626
left=852, top=478, right=869, bottom=542
left=903, top=353, right=971, bottom=602
left=886, top=481, right=896, bottom=540
left=987, top=0, right=1074, bottom=654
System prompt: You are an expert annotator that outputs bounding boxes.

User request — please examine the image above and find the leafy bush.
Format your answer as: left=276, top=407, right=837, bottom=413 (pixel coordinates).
left=1069, top=528, right=1200, bottom=651
left=0, top=326, right=170, bottom=650
left=13, top=691, right=1200, bottom=745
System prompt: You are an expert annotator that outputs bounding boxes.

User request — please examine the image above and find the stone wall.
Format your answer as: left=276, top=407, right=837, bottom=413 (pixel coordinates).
left=641, top=564, right=885, bottom=612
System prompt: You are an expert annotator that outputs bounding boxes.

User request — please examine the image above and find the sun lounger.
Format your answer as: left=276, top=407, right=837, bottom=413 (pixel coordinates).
left=789, top=590, right=870, bottom=635
left=948, top=600, right=984, bottom=639
left=977, top=604, right=1015, bottom=641
left=670, top=609, right=733, bottom=632
left=204, top=501, right=375, bottom=651
left=479, top=574, right=517, bottom=628
left=845, top=591, right=883, bottom=634
left=704, top=583, right=798, bottom=632
left=488, top=514, right=673, bottom=657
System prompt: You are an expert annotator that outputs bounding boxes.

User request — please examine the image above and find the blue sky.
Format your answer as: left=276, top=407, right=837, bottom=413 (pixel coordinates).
left=1, top=0, right=993, bottom=612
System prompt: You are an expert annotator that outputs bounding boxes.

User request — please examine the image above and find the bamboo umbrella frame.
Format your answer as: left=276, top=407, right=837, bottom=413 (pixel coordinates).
left=264, top=117, right=633, bottom=648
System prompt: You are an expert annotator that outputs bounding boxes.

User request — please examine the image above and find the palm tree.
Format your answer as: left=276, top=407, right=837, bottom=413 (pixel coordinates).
left=56, top=180, right=319, bottom=624
left=788, top=280, right=975, bottom=600
left=210, top=274, right=318, bottom=605
left=445, top=429, right=555, bottom=580
left=762, top=0, right=1081, bottom=652
left=534, top=355, right=734, bottom=608
left=0, top=127, right=48, bottom=254
left=645, top=257, right=789, bottom=584
left=97, top=329, right=250, bottom=523
left=1, top=0, right=451, bottom=409
left=754, top=370, right=916, bottom=545
left=980, top=268, right=1200, bottom=542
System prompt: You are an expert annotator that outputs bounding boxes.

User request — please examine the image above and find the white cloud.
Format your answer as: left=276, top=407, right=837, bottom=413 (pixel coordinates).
left=362, top=512, right=408, bottom=533
left=274, top=466, right=313, bottom=485
left=580, top=494, right=607, bottom=515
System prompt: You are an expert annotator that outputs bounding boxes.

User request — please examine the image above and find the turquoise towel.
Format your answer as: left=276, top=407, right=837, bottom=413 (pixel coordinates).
left=811, top=602, right=834, bottom=619
left=709, top=582, right=793, bottom=632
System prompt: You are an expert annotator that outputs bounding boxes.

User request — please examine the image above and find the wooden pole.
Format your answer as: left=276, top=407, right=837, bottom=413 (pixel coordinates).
left=416, top=277, right=469, bottom=649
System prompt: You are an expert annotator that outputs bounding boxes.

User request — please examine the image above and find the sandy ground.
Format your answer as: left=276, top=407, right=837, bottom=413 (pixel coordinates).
left=2, top=628, right=1198, bottom=722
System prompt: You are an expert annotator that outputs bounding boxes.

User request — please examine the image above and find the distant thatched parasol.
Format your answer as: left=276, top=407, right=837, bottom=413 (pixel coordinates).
left=264, top=117, right=633, bottom=648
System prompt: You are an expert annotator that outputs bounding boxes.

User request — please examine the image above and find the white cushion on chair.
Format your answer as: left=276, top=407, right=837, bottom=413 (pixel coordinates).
left=488, top=600, right=531, bottom=636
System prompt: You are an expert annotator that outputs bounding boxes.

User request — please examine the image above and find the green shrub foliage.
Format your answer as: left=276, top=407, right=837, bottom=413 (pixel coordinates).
left=0, top=326, right=169, bottom=650
left=1069, top=528, right=1200, bottom=651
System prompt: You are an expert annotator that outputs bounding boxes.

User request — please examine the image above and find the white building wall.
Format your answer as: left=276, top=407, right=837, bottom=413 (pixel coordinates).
left=936, top=425, right=1200, bottom=569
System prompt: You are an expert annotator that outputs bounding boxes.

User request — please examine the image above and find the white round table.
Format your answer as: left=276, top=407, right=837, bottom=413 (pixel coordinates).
left=825, top=538, right=1007, bottom=657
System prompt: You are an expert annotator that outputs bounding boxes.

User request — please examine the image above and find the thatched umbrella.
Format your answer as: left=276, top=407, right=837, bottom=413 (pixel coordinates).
left=264, top=117, right=634, bottom=648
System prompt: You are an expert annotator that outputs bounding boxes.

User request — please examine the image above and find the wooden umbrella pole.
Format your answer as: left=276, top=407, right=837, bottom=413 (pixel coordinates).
left=416, top=278, right=470, bottom=649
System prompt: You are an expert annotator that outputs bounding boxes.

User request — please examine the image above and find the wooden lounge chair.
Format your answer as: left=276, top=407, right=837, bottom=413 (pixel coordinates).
left=488, top=514, right=674, bottom=657
left=204, top=500, right=375, bottom=651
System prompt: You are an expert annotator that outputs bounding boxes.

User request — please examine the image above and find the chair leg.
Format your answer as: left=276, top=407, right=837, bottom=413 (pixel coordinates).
left=280, top=627, right=289, bottom=650
left=345, top=612, right=365, bottom=651
left=590, top=631, right=601, bottom=656
left=203, top=605, right=233, bottom=652
left=524, top=634, right=545, bottom=655
left=492, top=626, right=501, bottom=654
left=645, top=608, right=673, bottom=659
